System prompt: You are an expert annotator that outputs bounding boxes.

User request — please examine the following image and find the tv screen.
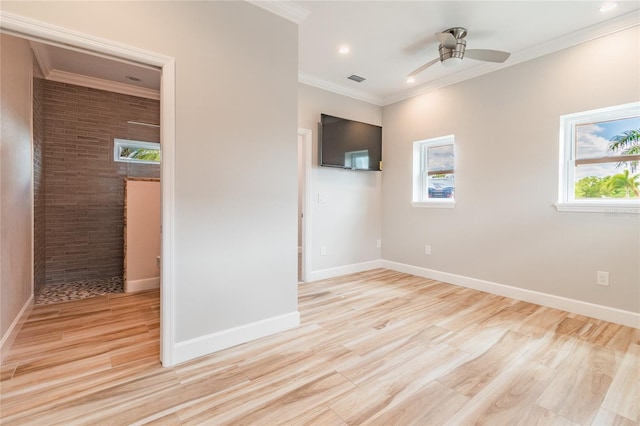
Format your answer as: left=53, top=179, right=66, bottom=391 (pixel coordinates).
left=320, top=114, right=382, bottom=171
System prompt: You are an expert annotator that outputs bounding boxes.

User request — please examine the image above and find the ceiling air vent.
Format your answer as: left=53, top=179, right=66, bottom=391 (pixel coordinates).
left=347, top=74, right=366, bottom=83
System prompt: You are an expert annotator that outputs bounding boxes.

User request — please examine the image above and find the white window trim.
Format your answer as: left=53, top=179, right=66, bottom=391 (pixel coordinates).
left=556, top=102, right=640, bottom=214
left=412, top=135, right=456, bottom=208
left=411, top=200, right=456, bottom=209
left=114, top=138, right=161, bottom=164
left=555, top=201, right=639, bottom=214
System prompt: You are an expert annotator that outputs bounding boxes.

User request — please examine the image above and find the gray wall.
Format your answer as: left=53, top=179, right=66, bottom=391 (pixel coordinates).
left=0, top=34, right=33, bottom=357
left=381, top=26, right=640, bottom=313
left=2, top=2, right=299, bottom=347
left=298, top=84, right=383, bottom=275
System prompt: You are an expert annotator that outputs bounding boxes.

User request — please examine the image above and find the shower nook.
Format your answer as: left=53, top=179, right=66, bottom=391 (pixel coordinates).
left=32, top=75, right=161, bottom=304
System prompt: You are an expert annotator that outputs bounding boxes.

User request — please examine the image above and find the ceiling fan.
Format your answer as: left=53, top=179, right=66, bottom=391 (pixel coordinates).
left=408, top=27, right=511, bottom=78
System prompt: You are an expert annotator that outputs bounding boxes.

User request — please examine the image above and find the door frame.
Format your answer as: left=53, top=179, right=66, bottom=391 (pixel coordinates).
left=298, top=128, right=312, bottom=283
left=1, top=11, right=178, bottom=366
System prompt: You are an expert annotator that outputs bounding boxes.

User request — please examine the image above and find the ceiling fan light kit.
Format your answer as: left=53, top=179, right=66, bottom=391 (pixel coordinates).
left=408, top=27, right=511, bottom=77
left=439, top=39, right=466, bottom=67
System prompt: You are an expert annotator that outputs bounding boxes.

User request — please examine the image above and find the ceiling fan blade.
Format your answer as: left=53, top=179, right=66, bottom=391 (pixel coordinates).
left=435, top=32, right=457, bottom=49
left=408, top=58, right=440, bottom=77
left=465, top=49, right=511, bottom=63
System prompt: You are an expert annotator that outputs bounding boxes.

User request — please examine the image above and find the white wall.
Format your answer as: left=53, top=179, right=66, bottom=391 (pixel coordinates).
left=0, top=34, right=33, bottom=359
left=298, top=139, right=303, bottom=249
left=298, top=84, right=383, bottom=278
left=1, top=1, right=299, bottom=361
left=382, top=27, right=640, bottom=315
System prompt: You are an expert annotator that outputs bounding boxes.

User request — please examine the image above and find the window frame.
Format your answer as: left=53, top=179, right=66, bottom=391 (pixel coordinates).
left=412, top=135, right=455, bottom=208
left=556, top=102, right=640, bottom=214
left=114, top=138, right=161, bottom=165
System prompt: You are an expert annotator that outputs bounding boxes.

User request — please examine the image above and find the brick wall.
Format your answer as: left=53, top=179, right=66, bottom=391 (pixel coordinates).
left=33, top=77, right=46, bottom=295
left=43, top=81, right=160, bottom=285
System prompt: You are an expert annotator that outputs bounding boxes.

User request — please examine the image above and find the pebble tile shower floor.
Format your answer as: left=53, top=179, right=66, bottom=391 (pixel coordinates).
left=35, top=277, right=124, bottom=305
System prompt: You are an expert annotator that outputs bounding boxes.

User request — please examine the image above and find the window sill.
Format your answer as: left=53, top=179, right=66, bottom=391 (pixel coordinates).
left=412, top=201, right=456, bottom=209
left=554, top=202, right=640, bottom=214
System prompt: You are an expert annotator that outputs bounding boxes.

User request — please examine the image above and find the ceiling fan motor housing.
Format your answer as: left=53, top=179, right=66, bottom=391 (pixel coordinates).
left=439, top=39, right=466, bottom=64
left=439, top=27, right=467, bottom=66
left=408, top=26, right=509, bottom=77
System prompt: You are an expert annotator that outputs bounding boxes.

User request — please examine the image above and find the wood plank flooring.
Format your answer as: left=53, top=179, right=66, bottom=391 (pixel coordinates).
left=1, top=269, right=638, bottom=425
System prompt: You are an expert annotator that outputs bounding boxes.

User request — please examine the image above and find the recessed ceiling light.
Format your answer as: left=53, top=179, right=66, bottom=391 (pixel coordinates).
left=338, top=46, right=350, bottom=55
left=406, top=77, right=416, bottom=84
left=599, top=2, right=617, bottom=12
left=125, top=75, right=141, bottom=82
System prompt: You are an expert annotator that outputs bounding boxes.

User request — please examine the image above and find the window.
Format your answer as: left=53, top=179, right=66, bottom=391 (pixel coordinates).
left=114, top=139, right=161, bottom=164
left=557, top=102, right=640, bottom=213
left=412, top=135, right=455, bottom=208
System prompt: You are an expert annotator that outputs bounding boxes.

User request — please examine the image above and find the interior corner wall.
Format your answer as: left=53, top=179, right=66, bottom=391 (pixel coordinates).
left=33, top=77, right=45, bottom=297
left=298, top=84, right=383, bottom=278
left=0, top=1, right=300, bottom=359
left=381, top=26, right=640, bottom=315
left=0, top=34, right=34, bottom=353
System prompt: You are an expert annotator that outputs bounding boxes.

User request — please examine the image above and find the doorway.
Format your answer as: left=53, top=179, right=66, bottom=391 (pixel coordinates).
left=297, top=128, right=312, bottom=283
left=3, top=13, right=177, bottom=366
left=32, top=66, right=161, bottom=304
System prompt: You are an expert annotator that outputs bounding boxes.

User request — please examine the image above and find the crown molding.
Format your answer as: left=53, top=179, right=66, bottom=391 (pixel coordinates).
left=247, top=0, right=310, bottom=24
left=44, top=69, right=160, bottom=100
left=382, top=61, right=503, bottom=106
left=298, top=72, right=384, bottom=106
left=30, top=40, right=53, bottom=77
left=1, top=11, right=161, bottom=100
left=513, top=8, right=640, bottom=63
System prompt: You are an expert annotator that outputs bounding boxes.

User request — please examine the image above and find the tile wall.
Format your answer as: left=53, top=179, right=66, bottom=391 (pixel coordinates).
left=33, top=77, right=46, bottom=295
left=39, top=80, right=160, bottom=286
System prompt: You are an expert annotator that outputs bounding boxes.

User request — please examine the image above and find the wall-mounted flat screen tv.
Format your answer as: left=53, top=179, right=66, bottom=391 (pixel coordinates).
left=320, top=114, right=382, bottom=171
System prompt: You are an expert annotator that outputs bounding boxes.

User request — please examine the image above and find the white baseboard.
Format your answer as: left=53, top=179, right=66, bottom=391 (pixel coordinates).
left=173, top=311, right=300, bottom=365
left=382, top=260, right=640, bottom=329
left=307, top=259, right=384, bottom=282
left=125, top=277, right=160, bottom=293
left=1, top=295, right=33, bottom=363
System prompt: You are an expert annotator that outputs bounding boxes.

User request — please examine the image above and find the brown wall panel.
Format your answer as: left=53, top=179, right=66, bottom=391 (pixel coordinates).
left=43, top=81, right=160, bottom=285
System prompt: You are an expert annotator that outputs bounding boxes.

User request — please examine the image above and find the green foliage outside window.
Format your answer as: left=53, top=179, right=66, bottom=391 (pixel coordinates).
left=114, top=139, right=160, bottom=164
left=120, top=147, right=161, bottom=162
left=575, top=127, right=640, bottom=199
left=575, top=170, right=640, bottom=199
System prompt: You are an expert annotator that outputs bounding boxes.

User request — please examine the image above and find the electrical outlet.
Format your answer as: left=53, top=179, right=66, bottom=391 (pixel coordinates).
left=424, top=245, right=431, bottom=255
left=376, top=240, right=382, bottom=248
left=596, top=271, right=609, bottom=286
left=320, top=245, right=327, bottom=256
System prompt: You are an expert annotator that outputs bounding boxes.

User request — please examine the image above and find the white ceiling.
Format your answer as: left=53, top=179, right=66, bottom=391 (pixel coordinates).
left=31, top=41, right=161, bottom=99
left=31, top=1, right=639, bottom=105
left=295, top=0, right=640, bottom=105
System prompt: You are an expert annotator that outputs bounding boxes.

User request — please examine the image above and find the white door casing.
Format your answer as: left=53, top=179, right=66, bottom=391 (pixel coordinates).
left=0, top=11, right=178, bottom=366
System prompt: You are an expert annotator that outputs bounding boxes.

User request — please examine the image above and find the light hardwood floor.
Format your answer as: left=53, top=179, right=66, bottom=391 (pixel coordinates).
left=1, top=269, right=638, bottom=425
